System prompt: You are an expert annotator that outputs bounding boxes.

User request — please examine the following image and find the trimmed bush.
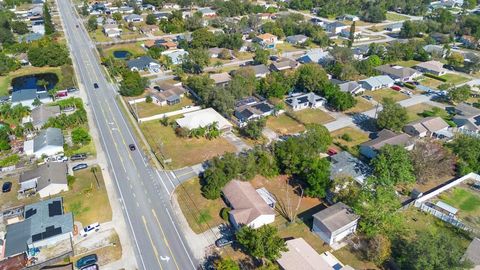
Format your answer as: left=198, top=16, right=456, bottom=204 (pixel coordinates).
left=220, top=207, right=231, bottom=221
left=424, top=73, right=447, bottom=82
left=404, top=82, right=416, bottom=89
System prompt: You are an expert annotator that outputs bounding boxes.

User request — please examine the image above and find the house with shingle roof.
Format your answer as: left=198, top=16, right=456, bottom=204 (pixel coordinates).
left=286, top=34, right=308, bottom=45
left=359, top=129, right=414, bottom=158
left=11, top=88, right=51, bottom=109
left=312, top=202, right=359, bottom=245
left=222, top=180, right=275, bottom=229
left=127, top=56, right=161, bottom=73
left=270, top=58, right=299, bottom=72
left=209, top=72, right=232, bottom=86
left=453, top=103, right=480, bottom=134
left=330, top=151, right=371, bottom=185
left=415, top=60, right=447, bottom=76
left=297, top=49, right=333, bottom=66
left=23, top=104, right=61, bottom=129
left=331, top=79, right=364, bottom=95
left=124, top=14, right=143, bottom=23
left=403, top=116, right=450, bottom=138
left=254, top=33, right=278, bottom=49
left=18, top=162, right=68, bottom=198
left=359, top=75, right=395, bottom=91
left=148, top=83, right=187, bottom=106
left=23, top=127, right=64, bottom=158
left=234, top=97, right=274, bottom=126
left=325, top=21, right=348, bottom=34
left=375, top=65, right=421, bottom=82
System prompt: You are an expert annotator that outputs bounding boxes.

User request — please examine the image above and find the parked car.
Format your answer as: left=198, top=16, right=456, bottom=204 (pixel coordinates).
left=362, top=95, right=373, bottom=101
left=394, top=81, right=404, bottom=86
left=80, top=222, right=100, bottom=237
left=81, top=265, right=98, bottom=270
left=76, top=254, right=98, bottom=269
left=70, top=153, right=87, bottom=161
left=67, top=87, right=78, bottom=93
left=129, top=144, right=136, bottom=151
left=327, top=148, right=338, bottom=156
left=72, top=163, right=88, bottom=171
left=46, top=155, right=68, bottom=163
left=2, top=182, right=12, bottom=193
left=215, top=237, right=233, bottom=248
left=391, top=85, right=402, bottom=91
left=93, top=83, right=99, bottom=89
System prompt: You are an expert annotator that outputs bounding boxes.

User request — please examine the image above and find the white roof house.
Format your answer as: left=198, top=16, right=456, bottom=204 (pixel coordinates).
left=277, top=238, right=354, bottom=270
left=359, top=75, right=395, bottom=90
left=176, top=108, right=233, bottom=131
left=24, top=128, right=64, bottom=158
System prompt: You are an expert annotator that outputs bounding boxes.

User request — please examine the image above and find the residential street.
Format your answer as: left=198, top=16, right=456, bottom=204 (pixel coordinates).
left=56, top=0, right=198, bottom=269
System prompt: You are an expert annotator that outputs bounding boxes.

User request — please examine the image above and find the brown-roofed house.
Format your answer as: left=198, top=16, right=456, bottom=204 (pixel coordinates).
left=277, top=238, right=354, bottom=270
left=148, top=83, right=187, bottom=106
left=209, top=72, right=232, bottom=86
left=312, top=202, right=359, bottom=245
left=403, top=116, right=450, bottom=138
left=375, top=64, right=421, bottom=82
left=222, top=180, right=275, bottom=229
left=359, top=129, right=414, bottom=159
left=270, top=58, right=299, bottom=72
left=140, top=25, right=160, bottom=35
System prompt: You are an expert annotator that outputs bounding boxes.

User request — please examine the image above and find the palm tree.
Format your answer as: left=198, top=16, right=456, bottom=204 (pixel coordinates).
left=48, top=89, right=58, bottom=101
left=32, top=98, right=42, bottom=107
left=36, top=79, right=49, bottom=91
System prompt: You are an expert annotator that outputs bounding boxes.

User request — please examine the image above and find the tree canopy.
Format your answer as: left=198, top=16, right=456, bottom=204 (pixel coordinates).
left=236, top=225, right=287, bottom=262
left=371, top=144, right=416, bottom=186
left=377, top=98, right=408, bottom=132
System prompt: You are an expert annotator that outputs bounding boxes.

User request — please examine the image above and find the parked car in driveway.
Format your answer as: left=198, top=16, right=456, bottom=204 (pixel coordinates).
left=80, top=222, right=100, bottom=237
left=76, top=254, right=98, bottom=268
left=391, top=85, right=402, bottom=91
left=215, top=237, right=233, bottom=248
left=72, top=163, right=88, bottom=171
left=2, top=182, right=12, bottom=193
left=70, top=153, right=87, bottom=161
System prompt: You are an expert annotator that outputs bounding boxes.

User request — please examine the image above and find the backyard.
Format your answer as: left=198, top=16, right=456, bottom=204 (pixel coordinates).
left=63, top=165, right=112, bottom=226
left=437, top=185, right=480, bottom=231
left=292, top=108, right=335, bottom=125
left=140, top=119, right=237, bottom=168
left=174, top=177, right=226, bottom=234
left=133, top=97, right=195, bottom=118
left=368, top=88, right=408, bottom=103
left=331, top=127, right=370, bottom=148
left=266, top=114, right=305, bottom=135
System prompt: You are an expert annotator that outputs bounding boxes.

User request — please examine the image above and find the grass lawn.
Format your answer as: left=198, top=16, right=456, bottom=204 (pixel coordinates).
left=140, top=120, right=236, bottom=168
left=233, top=51, right=254, bottom=60
left=175, top=177, right=226, bottom=234
left=331, top=127, right=370, bottom=148
left=368, top=88, right=408, bottom=103
left=63, top=165, right=112, bottom=226
left=405, top=103, right=436, bottom=122
left=134, top=97, right=195, bottom=118
left=333, top=246, right=379, bottom=270
left=64, top=140, right=97, bottom=157
left=72, top=232, right=122, bottom=266
left=90, top=29, right=112, bottom=43
left=275, top=42, right=302, bottom=52
left=438, top=186, right=480, bottom=227
left=421, top=73, right=470, bottom=89
left=0, top=66, right=62, bottom=96
left=386, top=12, right=411, bottom=21
left=102, top=43, right=146, bottom=58
left=394, top=60, right=421, bottom=68
left=266, top=114, right=305, bottom=135
left=292, top=109, right=335, bottom=125
left=345, top=97, right=375, bottom=114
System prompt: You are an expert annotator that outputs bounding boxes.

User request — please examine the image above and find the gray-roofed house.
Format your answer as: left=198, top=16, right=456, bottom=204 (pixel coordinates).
left=222, top=180, right=275, bottom=229
left=403, top=116, right=450, bottom=138
left=359, top=129, right=414, bottom=158
left=234, top=99, right=274, bottom=126
left=4, top=197, right=73, bottom=258
left=18, top=162, right=68, bottom=198
left=240, top=64, right=270, bottom=78
left=463, top=238, right=480, bottom=269
left=297, top=49, right=334, bottom=66
left=127, top=56, right=161, bottom=73
left=286, top=34, right=308, bottom=45
left=285, top=92, right=326, bottom=111
left=331, top=79, right=364, bottom=95
left=359, top=75, right=395, bottom=91
left=102, top=24, right=121, bottom=37
left=325, top=21, right=349, bottom=34
left=209, top=72, right=232, bottom=86
left=11, top=88, right=51, bottom=109
left=312, top=202, right=359, bottom=245
left=148, top=83, right=187, bottom=106
left=453, top=103, right=480, bottom=134
left=153, top=12, right=171, bottom=20
left=24, top=104, right=61, bottom=129
left=375, top=65, right=421, bottom=82
left=124, top=13, right=143, bottom=23
left=270, top=58, right=299, bottom=72
left=23, top=127, right=64, bottom=158
left=414, top=60, right=447, bottom=76
left=330, top=151, right=371, bottom=185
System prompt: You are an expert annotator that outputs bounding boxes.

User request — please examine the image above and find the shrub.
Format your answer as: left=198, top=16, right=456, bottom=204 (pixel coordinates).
left=0, top=154, right=20, bottom=167
left=175, top=127, right=188, bottom=137
left=424, top=73, right=447, bottom=82
left=67, top=175, right=76, bottom=187
left=160, top=116, right=169, bottom=126
left=220, top=207, right=231, bottom=221
left=341, top=133, right=353, bottom=142
left=145, top=96, right=153, bottom=103
left=404, top=82, right=416, bottom=89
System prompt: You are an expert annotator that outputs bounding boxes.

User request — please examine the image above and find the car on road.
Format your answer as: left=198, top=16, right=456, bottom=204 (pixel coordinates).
left=76, top=24, right=79, bottom=28
left=391, top=85, right=402, bottom=91
left=129, top=144, right=136, bottom=151
left=72, top=163, right=88, bottom=171
left=2, top=182, right=12, bottom=193
left=80, top=222, right=100, bottom=237
left=362, top=95, right=373, bottom=101
left=215, top=237, right=233, bottom=248
left=70, top=153, right=87, bottom=161
left=93, top=83, right=99, bottom=89
left=76, top=254, right=98, bottom=269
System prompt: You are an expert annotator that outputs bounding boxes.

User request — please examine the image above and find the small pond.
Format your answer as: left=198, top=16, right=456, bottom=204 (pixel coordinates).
left=113, top=50, right=131, bottom=59
left=11, top=73, right=59, bottom=92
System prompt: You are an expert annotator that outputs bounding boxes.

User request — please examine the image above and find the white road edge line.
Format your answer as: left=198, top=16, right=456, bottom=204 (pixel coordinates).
left=156, top=170, right=171, bottom=196
left=165, top=207, right=196, bottom=269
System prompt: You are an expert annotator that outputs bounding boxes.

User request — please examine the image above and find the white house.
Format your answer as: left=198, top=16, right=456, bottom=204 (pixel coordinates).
left=24, top=127, right=64, bottom=158
left=11, top=88, right=51, bottom=109
left=176, top=108, right=233, bottom=132
left=103, top=24, right=122, bottom=37
left=312, top=202, right=359, bottom=245
left=285, top=92, right=326, bottom=111
left=359, top=75, right=395, bottom=90
left=18, top=163, right=68, bottom=198
left=325, top=21, right=349, bottom=34
left=126, top=55, right=161, bottom=73
left=222, top=180, right=276, bottom=229
left=403, top=116, right=450, bottom=138
left=124, top=14, right=143, bottom=23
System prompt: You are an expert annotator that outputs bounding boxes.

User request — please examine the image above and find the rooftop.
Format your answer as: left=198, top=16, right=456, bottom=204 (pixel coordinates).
left=176, top=108, right=232, bottom=130
left=375, top=65, right=419, bottom=79
left=361, top=129, right=412, bottom=150
left=312, top=202, right=359, bottom=233
left=33, top=127, right=63, bottom=152
left=330, top=151, right=371, bottom=185
left=19, top=162, right=68, bottom=191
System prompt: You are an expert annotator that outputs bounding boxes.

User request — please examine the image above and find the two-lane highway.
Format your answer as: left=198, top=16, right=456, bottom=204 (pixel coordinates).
left=55, top=0, right=197, bottom=269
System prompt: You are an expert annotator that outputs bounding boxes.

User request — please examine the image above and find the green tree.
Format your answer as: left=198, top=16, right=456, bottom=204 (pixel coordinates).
left=447, top=52, right=464, bottom=67
left=253, top=48, right=270, bottom=65
left=236, top=225, right=287, bottom=262
left=11, top=21, right=29, bottom=35
left=181, top=49, right=210, bottom=74
left=119, top=71, right=148, bottom=96
left=215, top=258, right=240, bottom=270
left=241, top=118, right=266, bottom=139
left=28, top=42, right=70, bottom=67
left=348, top=21, right=356, bottom=47
left=371, top=144, right=416, bottom=186
left=0, top=127, right=11, bottom=151
left=112, top=12, right=122, bottom=22
left=36, top=79, right=49, bottom=91
left=190, top=28, right=217, bottom=48
left=81, top=0, right=90, bottom=16
left=48, top=89, right=57, bottom=101
left=257, top=71, right=295, bottom=98
left=87, top=16, right=98, bottom=32
left=0, top=53, right=20, bottom=75
left=377, top=98, right=408, bottom=131
left=43, top=3, right=54, bottom=35
left=449, top=135, right=480, bottom=175
left=72, top=127, right=91, bottom=145
left=301, top=157, right=330, bottom=198
left=448, top=85, right=471, bottom=104
left=295, top=63, right=328, bottom=92
left=32, top=98, right=42, bottom=107
left=146, top=14, right=157, bottom=25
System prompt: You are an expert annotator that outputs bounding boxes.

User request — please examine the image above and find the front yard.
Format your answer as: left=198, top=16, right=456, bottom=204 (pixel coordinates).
left=405, top=103, right=436, bottom=122
left=331, top=127, right=370, bottom=148
left=140, top=120, right=237, bottom=168
left=175, top=177, right=226, bottom=234
left=266, top=114, right=305, bottom=135
left=345, top=97, right=375, bottom=114
left=420, top=73, right=470, bottom=89
left=133, top=97, right=195, bottom=118
left=368, top=88, right=408, bottom=103
left=63, top=165, right=112, bottom=226
left=292, top=108, right=335, bottom=125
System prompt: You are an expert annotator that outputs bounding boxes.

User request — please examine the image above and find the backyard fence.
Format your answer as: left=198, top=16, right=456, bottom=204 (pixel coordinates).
left=417, top=202, right=471, bottom=231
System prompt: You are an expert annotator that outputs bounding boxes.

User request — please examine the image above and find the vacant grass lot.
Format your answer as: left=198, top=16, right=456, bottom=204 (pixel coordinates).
left=345, top=97, right=375, bottom=114
left=90, top=29, right=112, bottom=43
left=438, top=185, right=480, bottom=231
left=394, top=60, right=421, bottom=68
left=406, top=103, right=436, bottom=122
left=331, top=127, right=370, bottom=148
left=175, top=177, right=226, bottom=234
left=292, top=109, right=335, bottom=125
left=140, top=120, right=236, bottom=168
left=386, top=12, right=411, bottom=21
left=135, top=97, right=195, bottom=118
left=368, top=88, right=408, bottom=103
left=0, top=66, right=62, bottom=96
left=63, top=165, right=112, bottom=226
left=266, top=114, right=305, bottom=135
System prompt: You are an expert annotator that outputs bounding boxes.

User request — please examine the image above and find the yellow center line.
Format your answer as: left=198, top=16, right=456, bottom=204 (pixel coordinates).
left=142, top=216, right=164, bottom=270
left=152, top=209, right=180, bottom=270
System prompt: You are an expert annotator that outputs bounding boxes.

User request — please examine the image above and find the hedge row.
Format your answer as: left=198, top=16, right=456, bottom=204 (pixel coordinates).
left=424, top=73, right=447, bottom=82
left=404, top=82, right=416, bottom=89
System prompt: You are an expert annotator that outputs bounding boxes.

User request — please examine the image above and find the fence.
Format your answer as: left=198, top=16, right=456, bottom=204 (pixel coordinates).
left=418, top=202, right=471, bottom=231
left=136, top=106, right=202, bottom=123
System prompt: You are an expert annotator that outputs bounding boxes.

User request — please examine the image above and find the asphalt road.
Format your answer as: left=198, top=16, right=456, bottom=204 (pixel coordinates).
left=56, top=0, right=198, bottom=269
